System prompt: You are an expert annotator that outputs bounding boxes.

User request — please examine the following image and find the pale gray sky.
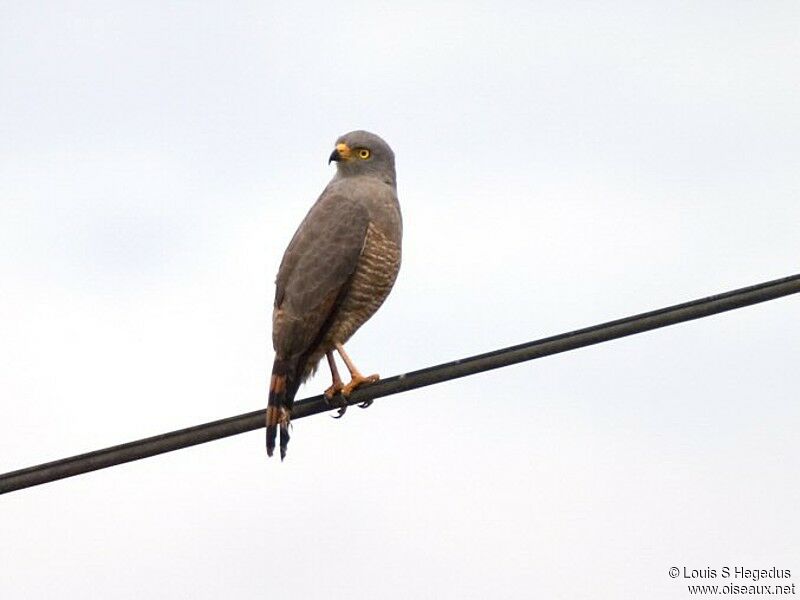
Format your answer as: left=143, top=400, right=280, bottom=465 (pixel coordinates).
left=1, top=2, right=799, bottom=598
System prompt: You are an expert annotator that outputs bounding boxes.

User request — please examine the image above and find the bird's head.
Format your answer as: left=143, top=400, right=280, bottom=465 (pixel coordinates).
left=328, top=130, right=396, bottom=184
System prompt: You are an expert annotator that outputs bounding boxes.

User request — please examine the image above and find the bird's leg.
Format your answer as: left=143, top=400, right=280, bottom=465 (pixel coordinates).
left=323, top=351, right=345, bottom=399
left=335, top=342, right=379, bottom=408
left=323, top=350, right=348, bottom=418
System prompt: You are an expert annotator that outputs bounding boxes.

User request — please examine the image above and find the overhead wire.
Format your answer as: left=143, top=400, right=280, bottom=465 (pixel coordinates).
left=1, top=273, right=799, bottom=495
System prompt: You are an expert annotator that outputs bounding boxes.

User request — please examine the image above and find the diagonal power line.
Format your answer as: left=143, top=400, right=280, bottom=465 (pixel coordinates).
left=1, top=273, right=799, bottom=495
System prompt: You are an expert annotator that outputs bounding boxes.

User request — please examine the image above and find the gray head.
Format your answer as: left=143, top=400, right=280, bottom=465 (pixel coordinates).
left=328, top=130, right=396, bottom=185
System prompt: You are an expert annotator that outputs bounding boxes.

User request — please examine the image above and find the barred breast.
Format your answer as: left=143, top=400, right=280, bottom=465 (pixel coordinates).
left=302, top=222, right=401, bottom=376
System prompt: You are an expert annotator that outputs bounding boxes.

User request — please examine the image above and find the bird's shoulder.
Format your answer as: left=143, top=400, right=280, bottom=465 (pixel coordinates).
left=274, top=185, right=369, bottom=309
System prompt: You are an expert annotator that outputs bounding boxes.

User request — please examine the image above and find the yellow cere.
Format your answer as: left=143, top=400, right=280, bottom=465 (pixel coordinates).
left=336, top=143, right=351, bottom=159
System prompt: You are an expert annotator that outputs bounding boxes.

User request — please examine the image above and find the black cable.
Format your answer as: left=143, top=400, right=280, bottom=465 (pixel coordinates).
left=2, top=273, right=799, bottom=495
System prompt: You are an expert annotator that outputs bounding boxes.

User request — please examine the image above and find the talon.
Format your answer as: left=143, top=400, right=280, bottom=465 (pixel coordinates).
left=325, top=388, right=349, bottom=418
left=358, top=399, right=373, bottom=409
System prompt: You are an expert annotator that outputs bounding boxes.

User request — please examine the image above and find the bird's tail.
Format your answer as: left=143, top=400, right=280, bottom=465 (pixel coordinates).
left=266, top=357, right=302, bottom=460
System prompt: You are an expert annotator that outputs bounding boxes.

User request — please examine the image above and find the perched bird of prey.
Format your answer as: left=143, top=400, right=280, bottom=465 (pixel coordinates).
left=267, top=130, right=403, bottom=459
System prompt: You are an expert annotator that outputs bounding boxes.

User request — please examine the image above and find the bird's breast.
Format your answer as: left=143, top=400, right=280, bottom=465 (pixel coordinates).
left=324, top=222, right=401, bottom=347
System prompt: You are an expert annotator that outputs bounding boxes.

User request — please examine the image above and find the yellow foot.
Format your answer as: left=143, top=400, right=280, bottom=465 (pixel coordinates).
left=324, top=381, right=344, bottom=400
left=341, top=373, right=380, bottom=398
left=324, top=380, right=348, bottom=419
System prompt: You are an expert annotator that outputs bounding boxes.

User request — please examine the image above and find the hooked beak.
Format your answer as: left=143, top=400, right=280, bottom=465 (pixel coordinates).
left=328, top=143, right=351, bottom=164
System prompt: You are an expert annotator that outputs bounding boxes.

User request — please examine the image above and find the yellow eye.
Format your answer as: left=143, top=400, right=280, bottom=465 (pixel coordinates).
left=358, top=149, right=371, bottom=159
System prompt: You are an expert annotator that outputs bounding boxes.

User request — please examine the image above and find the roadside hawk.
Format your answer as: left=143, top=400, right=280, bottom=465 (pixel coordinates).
left=266, top=130, right=403, bottom=459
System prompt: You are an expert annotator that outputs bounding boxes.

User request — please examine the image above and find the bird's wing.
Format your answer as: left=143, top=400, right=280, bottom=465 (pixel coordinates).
left=273, top=191, right=370, bottom=358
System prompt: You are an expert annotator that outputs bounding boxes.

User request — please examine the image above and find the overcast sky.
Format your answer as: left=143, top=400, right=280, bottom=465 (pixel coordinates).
left=1, top=2, right=799, bottom=598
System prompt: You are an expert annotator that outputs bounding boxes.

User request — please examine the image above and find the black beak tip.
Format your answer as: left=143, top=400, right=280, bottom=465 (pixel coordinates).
left=328, top=149, right=340, bottom=164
